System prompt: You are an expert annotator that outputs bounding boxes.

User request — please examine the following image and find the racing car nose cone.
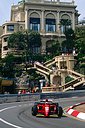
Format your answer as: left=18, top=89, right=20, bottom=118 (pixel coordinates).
left=45, top=106, right=49, bottom=117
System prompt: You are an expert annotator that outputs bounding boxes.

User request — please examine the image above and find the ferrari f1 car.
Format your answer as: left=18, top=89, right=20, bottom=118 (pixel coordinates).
left=31, top=99, right=63, bottom=117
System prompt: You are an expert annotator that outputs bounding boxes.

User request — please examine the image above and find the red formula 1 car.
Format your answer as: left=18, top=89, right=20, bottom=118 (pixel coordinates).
left=31, top=99, right=63, bottom=117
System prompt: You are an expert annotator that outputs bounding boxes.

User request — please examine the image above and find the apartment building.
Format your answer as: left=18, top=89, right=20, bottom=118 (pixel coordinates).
left=0, top=0, right=79, bottom=58
left=0, top=26, right=3, bottom=57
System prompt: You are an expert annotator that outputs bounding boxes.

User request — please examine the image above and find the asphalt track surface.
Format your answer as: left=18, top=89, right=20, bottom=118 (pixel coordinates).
left=0, top=96, right=85, bottom=128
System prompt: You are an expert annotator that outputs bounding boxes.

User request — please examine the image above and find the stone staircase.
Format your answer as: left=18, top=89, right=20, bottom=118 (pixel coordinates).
left=62, top=70, right=85, bottom=91
left=34, top=61, right=52, bottom=75
left=33, top=55, right=85, bottom=92
left=62, top=77, right=84, bottom=91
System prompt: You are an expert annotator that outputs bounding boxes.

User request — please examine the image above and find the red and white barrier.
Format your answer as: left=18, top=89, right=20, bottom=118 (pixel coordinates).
left=66, top=102, right=85, bottom=120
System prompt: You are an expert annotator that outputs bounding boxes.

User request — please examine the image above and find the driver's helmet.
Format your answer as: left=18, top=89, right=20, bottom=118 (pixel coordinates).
left=46, top=99, right=48, bottom=102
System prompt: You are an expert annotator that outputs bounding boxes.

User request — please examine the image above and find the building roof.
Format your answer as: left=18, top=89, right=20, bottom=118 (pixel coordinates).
left=18, top=0, right=76, bottom=6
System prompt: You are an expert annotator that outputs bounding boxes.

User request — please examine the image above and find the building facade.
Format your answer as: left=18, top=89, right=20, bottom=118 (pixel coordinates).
left=0, top=0, right=79, bottom=58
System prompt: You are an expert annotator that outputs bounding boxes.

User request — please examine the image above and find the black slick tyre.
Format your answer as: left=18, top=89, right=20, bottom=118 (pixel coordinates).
left=31, top=105, right=38, bottom=116
left=58, top=106, right=63, bottom=118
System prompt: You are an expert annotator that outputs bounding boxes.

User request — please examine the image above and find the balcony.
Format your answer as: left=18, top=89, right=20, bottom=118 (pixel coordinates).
left=42, top=86, right=57, bottom=93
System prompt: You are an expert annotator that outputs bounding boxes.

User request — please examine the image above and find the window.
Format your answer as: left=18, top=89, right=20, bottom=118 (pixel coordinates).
left=30, top=18, right=40, bottom=32
left=3, top=46, right=8, bottom=50
left=4, top=37, right=8, bottom=42
left=7, top=25, right=14, bottom=31
left=60, top=19, right=71, bottom=33
left=20, top=26, right=23, bottom=31
left=61, top=25, right=71, bottom=33
left=45, top=19, right=56, bottom=32
left=3, top=26, right=5, bottom=29
left=3, top=26, right=5, bottom=33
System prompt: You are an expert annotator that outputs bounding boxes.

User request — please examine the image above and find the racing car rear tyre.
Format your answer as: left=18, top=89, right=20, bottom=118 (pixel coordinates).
left=32, top=105, right=38, bottom=116
left=58, top=106, right=63, bottom=118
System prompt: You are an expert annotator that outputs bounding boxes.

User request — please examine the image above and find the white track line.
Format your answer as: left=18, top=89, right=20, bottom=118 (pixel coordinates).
left=0, top=118, right=23, bottom=128
left=0, top=105, right=23, bottom=128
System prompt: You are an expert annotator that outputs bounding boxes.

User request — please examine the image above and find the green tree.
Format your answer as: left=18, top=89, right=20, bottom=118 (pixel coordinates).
left=28, top=31, right=41, bottom=54
left=2, top=54, right=15, bottom=78
left=79, top=57, right=85, bottom=75
left=8, top=31, right=29, bottom=70
left=74, top=27, right=85, bottom=73
left=8, top=31, right=25, bottom=50
left=62, top=28, right=75, bottom=53
left=75, top=27, right=85, bottom=57
left=0, top=58, right=3, bottom=77
left=1, top=54, right=23, bottom=79
left=8, top=31, right=42, bottom=62
left=46, top=40, right=60, bottom=57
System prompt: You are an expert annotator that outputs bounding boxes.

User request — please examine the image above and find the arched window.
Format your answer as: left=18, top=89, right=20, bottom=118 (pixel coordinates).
left=45, top=13, right=56, bottom=32
left=29, top=12, right=40, bottom=32
left=60, top=14, right=71, bottom=33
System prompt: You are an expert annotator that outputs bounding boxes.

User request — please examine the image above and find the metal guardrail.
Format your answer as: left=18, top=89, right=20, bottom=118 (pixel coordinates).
left=0, top=93, right=40, bottom=104
left=0, top=90, right=85, bottom=104
left=40, top=90, right=85, bottom=99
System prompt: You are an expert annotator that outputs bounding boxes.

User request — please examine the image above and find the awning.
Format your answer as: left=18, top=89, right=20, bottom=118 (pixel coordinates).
left=1, top=80, right=13, bottom=86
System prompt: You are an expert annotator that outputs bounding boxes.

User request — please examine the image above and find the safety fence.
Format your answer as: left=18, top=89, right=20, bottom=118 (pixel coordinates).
left=0, top=90, right=85, bottom=104
left=0, top=93, right=40, bottom=104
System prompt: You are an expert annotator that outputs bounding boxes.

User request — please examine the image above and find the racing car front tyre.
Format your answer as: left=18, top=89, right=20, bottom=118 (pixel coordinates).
left=31, top=105, right=38, bottom=116
left=58, top=106, right=63, bottom=118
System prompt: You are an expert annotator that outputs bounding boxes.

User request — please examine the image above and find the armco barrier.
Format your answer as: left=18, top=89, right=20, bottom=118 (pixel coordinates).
left=0, top=90, right=85, bottom=104
left=40, top=90, right=85, bottom=99
left=0, top=93, right=40, bottom=103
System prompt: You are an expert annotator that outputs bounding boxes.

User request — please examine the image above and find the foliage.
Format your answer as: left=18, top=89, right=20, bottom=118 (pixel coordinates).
left=27, top=68, right=45, bottom=90
left=0, top=54, right=23, bottom=78
left=8, top=31, right=25, bottom=50
left=0, top=59, right=3, bottom=76
left=60, top=19, right=71, bottom=26
left=74, top=27, right=85, bottom=74
left=28, top=54, right=46, bottom=62
left=7, top=31, right=42, bottom=62
left=62, top=28, right=75, bottom=53
left=28, top=31, right=41, bottom=47
left=3, top=54, right=15, bottom=64
left=65, top=76, right=74, bottom=83
left=1, top=54, right=15, bottom=78
left=79, top=57, right=85, bottom=75
left=60, top=19, right=71, bottom=33
left=64, top=28, right=75, bottom=40
left=75, top=27, right=85, bottom=56
left=46, top=40, right=60, bottom=57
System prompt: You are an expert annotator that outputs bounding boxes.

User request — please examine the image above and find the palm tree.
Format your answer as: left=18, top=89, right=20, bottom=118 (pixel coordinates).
left=60, top=19, right=71, bottom=33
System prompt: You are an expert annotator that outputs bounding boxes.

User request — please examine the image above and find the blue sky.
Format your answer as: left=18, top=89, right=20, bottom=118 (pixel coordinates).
left=0, top=0, right=85, bottom=26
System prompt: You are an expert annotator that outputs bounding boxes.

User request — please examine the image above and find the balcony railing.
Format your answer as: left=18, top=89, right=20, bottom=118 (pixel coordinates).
left=18, top=0, right=75, bottom=6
